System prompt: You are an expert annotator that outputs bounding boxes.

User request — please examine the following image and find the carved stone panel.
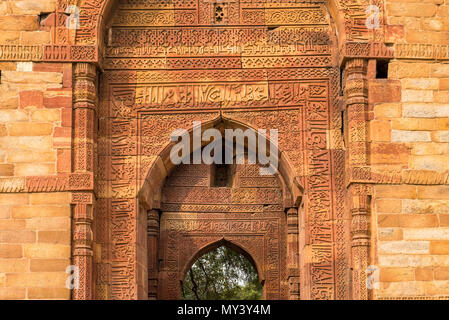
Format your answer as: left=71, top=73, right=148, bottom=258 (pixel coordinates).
left=95, top=0, right=349, bottom=300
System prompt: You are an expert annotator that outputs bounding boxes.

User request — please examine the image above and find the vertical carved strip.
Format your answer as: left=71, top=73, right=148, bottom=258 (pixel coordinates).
left=72, top=63, right=97, bottom=300
left=287, top=207, right=300, bottom=300
left=344, top=58, right=368, bottom=168
left=73, top=63, right=97, bottom=173
left=350, top=192, right=371, bottom=300
left=71, top=194, right=94, bottom=300
left=147, top=209, right=160, bottom=300
left=303, top=85, right=335, bottom=300
left=344, top=58, right=371, bottom=300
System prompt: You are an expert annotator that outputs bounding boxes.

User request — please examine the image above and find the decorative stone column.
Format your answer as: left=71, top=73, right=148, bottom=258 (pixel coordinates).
left=73, top=62, right=97, bottom=173
left=344, top=58, right=371, bottom=300
left=286, top=207, right=300, bottom=300
left=71, top=63, right=98, bottom=300
left=71, top=193, right=94, bottom=300
left=349, top=190, right=371, bottom=300
left=147, top=209, right=160, bottom=300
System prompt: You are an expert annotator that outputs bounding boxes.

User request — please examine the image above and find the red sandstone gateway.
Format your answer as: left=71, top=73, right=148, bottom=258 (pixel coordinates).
left=6, top=0, right=436, bottom=301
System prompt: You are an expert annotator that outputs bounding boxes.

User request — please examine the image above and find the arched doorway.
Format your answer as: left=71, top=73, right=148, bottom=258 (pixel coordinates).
left=157, top=153, right=287, bottom=299
left=180, top=240, right=263, bottom=300
left=94, top=0, right=349, bottom=300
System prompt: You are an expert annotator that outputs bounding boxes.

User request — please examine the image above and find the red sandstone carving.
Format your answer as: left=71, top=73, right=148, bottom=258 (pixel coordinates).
left=61, top=0, right=388, bottom=300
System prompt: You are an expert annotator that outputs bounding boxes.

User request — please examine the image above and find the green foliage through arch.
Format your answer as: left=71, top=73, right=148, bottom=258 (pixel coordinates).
left=181, top=246, right=262, bottom=300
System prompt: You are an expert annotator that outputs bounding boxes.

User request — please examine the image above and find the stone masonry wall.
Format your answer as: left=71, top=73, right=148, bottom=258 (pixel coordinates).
left=0, top=0, right=449, bottom=299
left=371, top=0, right=449, bottom=298
left=0, top=0, right=72, bottom=298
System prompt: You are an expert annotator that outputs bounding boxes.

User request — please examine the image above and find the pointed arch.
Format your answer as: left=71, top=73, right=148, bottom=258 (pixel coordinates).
left=180, top=238, right=265, bottom=285
left=137, top=115, right=303, bottom=211
left=71, top=0, right=387, bottom=59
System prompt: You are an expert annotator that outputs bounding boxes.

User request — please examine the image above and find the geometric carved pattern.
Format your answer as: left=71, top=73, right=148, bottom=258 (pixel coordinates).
left=92, top=0, right=349, bottom=300
left=159, top=163, right=287, bottom=299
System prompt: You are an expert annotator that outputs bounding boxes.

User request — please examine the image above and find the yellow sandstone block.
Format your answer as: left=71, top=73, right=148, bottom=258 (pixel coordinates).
left=14, top=163, right=55, bottom=176
left=415, top=267, right=434, bottom=281
left=0, top=244, right=22, bottom=258
left=411, top=155, right=449, bottom=171
left=25, top=217, right=70, bottom=231
left=379, top=228, right=403, bottom=241
left=417, top=186, right=449, bottom=199
left=389, top=62, right=431, bottom=79
left=411, top=142, right=449, bottom=155
left=5, top=272, right=67, bottom=288
left=0, top=230, right=35, bottom=243
left=387, top=3, right=437, bottom=17
left=0, top=259, right=27, bottom=273
left=37, top=231, right=70, bottom=244
left=7, top=123, right=53, bottom=136
left=376, top=199, right=402, bottom=213
left=0, top=288, right=26, bottom=300
left=380, top=267, right=415, bottom=282
left=23, top=243, right=70, bottom=259
left=401, top=78, right=439, bottom=90
left=20, top=31, right=51, bottom=45
left=378, top=214, right=438, bottom=228
left=373, top=103, right=402, bottom=118
left=430, top=240, right=449, bottom=254
left=434, top=267, right=449, bottom=280
left=7, top=150, right=56, bottom=163
left=392, top=118, right=437, bottom=130
left=27, top=287, right=70, bottom=299
left=0, top=164, right=14, bottom=176
left=0, top=16, right=39, bottom=31
left=30, top=109, right=60, bottom=122
left=0, top=194, right=29, bottom=206
left=375, top=185, right=417, bottom=199
left=30, top=259, right=70, bottom=272
left=437, top=118, right=449, bottom=129
left=431, top=63, right=449, bottom=78
left=370, top=121, right=391, bottom=142
left=440, top=78, right=449, bottom=90
left=29, top=193, right=71, bottom=205
left=12, top=205, right=70, bottom=219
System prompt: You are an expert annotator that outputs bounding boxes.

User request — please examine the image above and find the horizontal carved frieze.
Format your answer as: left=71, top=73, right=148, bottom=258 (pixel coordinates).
left=340, top=42, right=394, bottom=62
left=109, top=26, right=331, bottom=48
left=111, top=8, right=327, bottom=26
left=109, top=81, right=326, bottom=110
left=0, top=45, right=97, bottom=62
left=394, top=43, right=449, bottom=61
left=0, top=42, right=410, bottom=64
left=348, top=167, right=449, bottom=185
left=103, top=68, right=333, bottom=84
left=0, top=45, right=43, bottom=61
left=0, top=173, right=94, bottom=193
left=105, top=55, right=331, bottom=70
left=105, top=43, right=331, bottom=57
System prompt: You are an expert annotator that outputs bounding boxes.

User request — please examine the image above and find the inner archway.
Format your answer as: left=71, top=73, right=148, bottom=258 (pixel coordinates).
left=181, top=243, right=262, bottom=300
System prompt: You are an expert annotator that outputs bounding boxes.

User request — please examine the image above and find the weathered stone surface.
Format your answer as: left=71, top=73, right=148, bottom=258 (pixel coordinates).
left=0, top=0, right=449, bottom=301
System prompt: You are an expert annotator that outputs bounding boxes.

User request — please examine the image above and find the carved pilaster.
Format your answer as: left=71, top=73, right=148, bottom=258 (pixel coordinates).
left=287, top=207, right=300, bottom=300
left=73, top=63, right=98, bottom=173
left=147, top=209, right=160, bottom=300
left=72, top=63, right=97, bottom=300
left=344, top=58, right=369, bottom=168
left=71, top=192, right=94, bottom=300
left=344, top=58, right=371, bottom=300
left=349, top=190, right=371, bottom=300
